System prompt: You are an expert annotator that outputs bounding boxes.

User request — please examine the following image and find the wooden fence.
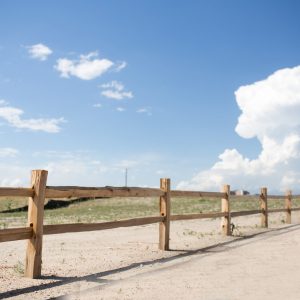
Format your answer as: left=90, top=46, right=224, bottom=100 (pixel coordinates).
left=0, top=169, right=300, bottom=278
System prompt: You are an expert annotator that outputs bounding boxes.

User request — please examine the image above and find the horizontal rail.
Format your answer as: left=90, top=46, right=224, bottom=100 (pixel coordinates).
left=43, top=216, right=164, bottom=235
left=170, top=190, right=226, bottom=198
left=268, top=208, right=286, bottom=213
left=267, top=195, right=285, bottom=199
left=45, top=186, right=164, bottom=198
left=0, top=188, right=34, bottom=198
left=291, top=207, right=300, bottom=211
left=231, top=209, right=261, bottom=217
left=0, top=227, right=33, bottom=243
left=170, top=212, right=226, bottom=221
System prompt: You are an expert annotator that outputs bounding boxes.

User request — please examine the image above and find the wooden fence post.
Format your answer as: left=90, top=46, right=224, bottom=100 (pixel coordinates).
left=159, top=178, right=171, bottom=250
left=285, top=190, right=292, bottom=224
left=260, top=187, right=268, bottom=228
left=221, top=185, right=231, bottom=236
left=25, top=170, right=48, bottom=278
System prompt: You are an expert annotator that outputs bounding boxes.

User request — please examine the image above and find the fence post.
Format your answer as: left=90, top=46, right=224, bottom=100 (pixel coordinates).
left=159, top=178, right=171, bottom=250
left=285, top=190, right=292, bottom=224
left=25, top=170, right=48, bottom=278
left=260, top=187, right=268, bottom=228
left=221, top=185, right=231, bottom=236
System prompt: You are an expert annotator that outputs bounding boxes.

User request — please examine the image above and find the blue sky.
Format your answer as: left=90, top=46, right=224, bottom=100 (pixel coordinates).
left=0, top=1, right=300, bottom=192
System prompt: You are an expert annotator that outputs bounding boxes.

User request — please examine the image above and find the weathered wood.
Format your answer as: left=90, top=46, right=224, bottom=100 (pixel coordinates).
left=285, top=190, right=292, bottom=224
left=267, top=195, right=285, bottom=199
left=45, top=186, right=164, bottom=199
left=231, top=209, right=261, bottom=217
left=0, top=227, right=33, bottom=243
left=25, top=170, right=48, bottom=279
left=260, top=187, right=268, bottom=228
left=159, top=178, right=171, bottom=250
left=221, top=185, right=231, bottom=236
left=170, top=190, right=226, bottom=198
left=291, top=207, right=300, bottom=211
left=43, top=216, right=164, bottom=235
left=268, top=208, right=287, bottom=213
left=0, top=187, right=34, bottom=197
left=170, top=212, right=226, bottom=221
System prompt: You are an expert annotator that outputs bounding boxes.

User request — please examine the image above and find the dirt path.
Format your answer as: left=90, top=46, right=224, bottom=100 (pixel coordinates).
left=1, top=213, right=300, bottom=299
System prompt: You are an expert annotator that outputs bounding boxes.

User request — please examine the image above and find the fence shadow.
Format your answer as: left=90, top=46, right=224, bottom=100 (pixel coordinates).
left=1, top=224, right=300, bottom=299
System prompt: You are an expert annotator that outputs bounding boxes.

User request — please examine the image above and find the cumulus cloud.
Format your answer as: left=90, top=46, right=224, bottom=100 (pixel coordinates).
left=0, top=101, right=65, bottom=133
left=27, top=43, right=53, bottom=61
left=55, top=51, right=114, bottom=80
left=177, top=66, right=300, bottom=193
left=100, top=80, right=133, bottom=100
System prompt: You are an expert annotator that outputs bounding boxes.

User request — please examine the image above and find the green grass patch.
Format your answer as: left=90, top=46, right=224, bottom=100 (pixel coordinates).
left=1, top=195, right=300, bottom=228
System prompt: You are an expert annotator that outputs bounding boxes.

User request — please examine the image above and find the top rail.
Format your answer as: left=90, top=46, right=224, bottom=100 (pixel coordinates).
left=0, top=187, right=34, bottom=198
left=170, top=190, right=226, bottom=198
left=45, top=186, right=165, bottom=198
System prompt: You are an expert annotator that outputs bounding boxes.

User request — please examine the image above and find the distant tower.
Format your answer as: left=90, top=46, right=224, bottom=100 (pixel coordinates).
left=125, top=168, right=128, bottom=187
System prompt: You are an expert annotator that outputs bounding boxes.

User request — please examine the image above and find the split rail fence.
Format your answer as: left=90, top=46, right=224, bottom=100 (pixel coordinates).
left=1, top=170, right=300, bottom=278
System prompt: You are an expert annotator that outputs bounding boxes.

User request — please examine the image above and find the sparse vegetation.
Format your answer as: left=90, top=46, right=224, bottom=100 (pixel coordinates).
left=13, top=260, right=24, bottom=275
left=1, top=195, right=300, bottom=229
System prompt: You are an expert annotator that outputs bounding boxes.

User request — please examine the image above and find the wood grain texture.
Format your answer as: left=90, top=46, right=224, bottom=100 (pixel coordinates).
left=260, top=187, right=268, bottom=228
left=231, top=210, right=261, bottom=217
left=170, top=190, right=225, bottom=198
left=268, top=208, right=287, bottom=213
left=221, top=185, right=231, bottom=236
left=170, top=212, right=226, bottom=221
left=25, top=170, right=48, bottom=279
left=0, top=227, right=32, bottom=243
left=43, top=216, right=164, bottom=235
left=159, top=178, right=171, bottom=250
left=0, top=187, right=34, bottom=197
left=285, top=190, right=292, bottom=224
left=45, top=186, right=164, bottom=198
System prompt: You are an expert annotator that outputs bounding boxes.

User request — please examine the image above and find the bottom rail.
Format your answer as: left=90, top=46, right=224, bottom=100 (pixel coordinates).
left=43, top=216, right=164, bottom=235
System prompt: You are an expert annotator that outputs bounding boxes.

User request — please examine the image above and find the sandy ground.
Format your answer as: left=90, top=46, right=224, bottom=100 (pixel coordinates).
left=1, top=212, right=300, bottom=299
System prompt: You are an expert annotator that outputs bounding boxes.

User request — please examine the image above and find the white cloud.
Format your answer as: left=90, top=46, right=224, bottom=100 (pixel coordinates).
left=116, top=107, right=125, bottom=112
left=136, top=107, right=152, bottom=116
left=27, top=43, right=53, bottom=61
left=0, top=101, right=65, bottom=133
left=55, top=51, right=114, bottom=80
left=114, top=61, right=127, bottom=72
left=177, top=66, right=300, bottom=193
left=0, top=148, right=18, bottom=157
left=93, top=103, right=102, bottom=108
left=100, top=80, right=133, bottom=100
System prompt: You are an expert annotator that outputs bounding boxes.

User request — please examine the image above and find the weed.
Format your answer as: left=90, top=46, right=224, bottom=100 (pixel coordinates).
left=13, top=260, right=24, bottom=275
left=5, top=200, right=13, bottom=211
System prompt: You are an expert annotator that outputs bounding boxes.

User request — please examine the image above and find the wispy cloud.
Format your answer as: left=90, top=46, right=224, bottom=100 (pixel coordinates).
left=27, top=43, right=53, bottom=61
left=136, top=107, right=152, bottom=116
left=55, top=51, right=114, bottom=80
left=0, top=100, right=65, bottom=133
left=177, top=65, right=300, bottom=193
left=100, top=81, right=133, bottom=100
left=0, top=148, right=18, bottom=157
left=116, top=107, right=125, bottom=112
left=93, top=103, right=102, bottom=108
left=114, top=61, right=127, bottom=72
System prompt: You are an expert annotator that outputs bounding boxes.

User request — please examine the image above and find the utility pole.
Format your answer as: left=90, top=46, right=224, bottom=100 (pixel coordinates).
left=125, top=168, right=128, bottom=187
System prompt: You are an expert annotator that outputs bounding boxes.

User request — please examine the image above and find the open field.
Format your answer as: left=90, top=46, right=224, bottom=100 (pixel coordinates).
left=1, top=212, right=300, bottom=299
left=1, top=195, right=299, bottom=228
